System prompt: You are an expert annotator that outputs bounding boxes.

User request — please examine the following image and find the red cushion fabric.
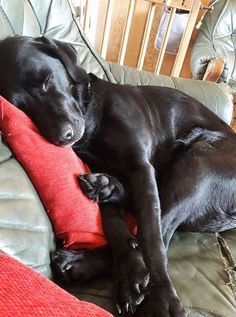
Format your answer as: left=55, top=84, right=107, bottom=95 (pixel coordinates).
left=0, top=96, right=136, bottom=249
left=0, top=252, right=113, bottom=317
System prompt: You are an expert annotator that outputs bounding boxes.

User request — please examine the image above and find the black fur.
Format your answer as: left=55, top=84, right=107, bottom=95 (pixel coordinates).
left=0, top=36, right=235, bottom=317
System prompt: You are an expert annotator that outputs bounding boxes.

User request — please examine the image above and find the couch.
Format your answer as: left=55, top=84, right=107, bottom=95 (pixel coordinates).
left=190, top=0, right=236, bottom=131
left=0, top=0, right=235, bottom=316
left=191, top=0, right=236, bottom=92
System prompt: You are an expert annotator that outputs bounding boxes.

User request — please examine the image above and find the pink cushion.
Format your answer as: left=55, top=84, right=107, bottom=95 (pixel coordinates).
left=0, top=96, right=136, bottom=249
left=0, top=252, right=113, bottom=317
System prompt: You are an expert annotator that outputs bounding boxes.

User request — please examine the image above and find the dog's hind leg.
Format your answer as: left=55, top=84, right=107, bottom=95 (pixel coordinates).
left=161, top=175, right=236, bottom=251
left=159, top=134, right=236, bottom=248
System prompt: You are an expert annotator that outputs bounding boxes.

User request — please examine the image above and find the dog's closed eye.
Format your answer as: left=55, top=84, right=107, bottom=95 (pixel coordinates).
left=42, top=74, right=51, bottom=92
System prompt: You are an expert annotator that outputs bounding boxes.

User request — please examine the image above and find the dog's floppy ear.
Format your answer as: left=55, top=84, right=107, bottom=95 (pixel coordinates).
left=33, top=36, right=90, bottom=85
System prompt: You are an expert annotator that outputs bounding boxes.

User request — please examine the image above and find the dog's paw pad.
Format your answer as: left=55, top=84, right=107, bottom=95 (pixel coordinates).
left=99, top=175, right=109, bottom=186
left=78, top=173, right=117, bottom=203
left=84, top=173, right=98, bottom=184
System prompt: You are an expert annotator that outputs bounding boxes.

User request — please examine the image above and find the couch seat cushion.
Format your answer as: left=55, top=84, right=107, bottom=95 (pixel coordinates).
left=65, top=231, right=236, bottom=317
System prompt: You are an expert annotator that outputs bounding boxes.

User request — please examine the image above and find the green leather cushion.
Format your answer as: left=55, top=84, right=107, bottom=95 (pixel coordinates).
left=65, top=231, right=236, bottom=317
left=191, top=0, right=236, bottom=89
left=0, top=135, right=55, bottom=277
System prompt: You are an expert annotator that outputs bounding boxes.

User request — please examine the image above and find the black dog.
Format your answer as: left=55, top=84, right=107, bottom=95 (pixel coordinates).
left=0, top=36, right=235, bottom=317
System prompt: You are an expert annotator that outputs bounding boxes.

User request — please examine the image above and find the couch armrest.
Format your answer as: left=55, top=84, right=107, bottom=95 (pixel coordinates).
left=190, top=0, right=236, bottom=85
left=108, top=62, right=234, bottom=125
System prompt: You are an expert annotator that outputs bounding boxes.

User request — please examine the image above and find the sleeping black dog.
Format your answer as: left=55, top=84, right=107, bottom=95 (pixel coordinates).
left=0, top=36, right=235, bottom=317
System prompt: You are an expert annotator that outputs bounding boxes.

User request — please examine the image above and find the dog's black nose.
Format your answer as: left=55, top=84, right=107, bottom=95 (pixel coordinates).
left=61, top=125, right=74, bottom=141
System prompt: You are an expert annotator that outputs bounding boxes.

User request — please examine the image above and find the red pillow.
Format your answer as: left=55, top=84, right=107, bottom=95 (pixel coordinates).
left=0, top=96, right=136, bottom=249
left=0, top=252, right=113, bottom=317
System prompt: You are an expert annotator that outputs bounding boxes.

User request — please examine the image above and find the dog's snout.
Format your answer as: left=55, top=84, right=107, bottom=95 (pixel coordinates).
left=62, top=125, right=74, bottom=141
left=54, top=124, right=75, bottom=146
left=52, top=118, right=85, bottom=147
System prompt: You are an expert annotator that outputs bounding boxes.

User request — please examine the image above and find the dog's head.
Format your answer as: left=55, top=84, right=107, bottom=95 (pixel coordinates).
left=0, top=36, right=90, bottom=146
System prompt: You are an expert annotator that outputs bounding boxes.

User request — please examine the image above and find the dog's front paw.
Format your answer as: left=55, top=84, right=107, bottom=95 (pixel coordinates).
left=135, top=282, right=185, bottom=317
left=78, top=173, right=125, bottom=204
left=114, top=248, right=150, bottom=316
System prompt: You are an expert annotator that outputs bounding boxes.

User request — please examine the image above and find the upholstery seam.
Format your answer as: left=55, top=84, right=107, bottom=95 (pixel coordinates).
left=212, top=0, right=228, bottom=39
left=65, top=0, right=114, bottom=82
left=0, top=223, right=51, bottom=233
left=27, top=0, right=43, bottom=34
left=42, top=0, right=53, bottom=35
left=0, top=6, right=16, bottom=36
left=230, top=0, right=236, bottom=81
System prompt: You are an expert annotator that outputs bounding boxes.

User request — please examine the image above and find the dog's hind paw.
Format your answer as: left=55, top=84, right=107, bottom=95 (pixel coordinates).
left=50, top=249, right=91, bottom=284
left=50, top=248, right=111, bottom=285
left=78, top=173, right=126, bottom=205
